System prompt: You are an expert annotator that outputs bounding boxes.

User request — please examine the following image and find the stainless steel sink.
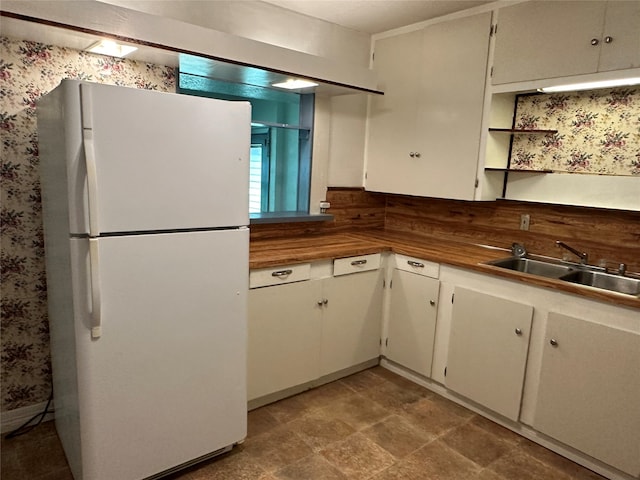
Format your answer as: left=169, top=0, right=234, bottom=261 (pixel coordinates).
left=485, top=256, right=575, bottom=279
left=485, top=255, right=640, bottom=296
left=559, top=270, right=640, bottom=296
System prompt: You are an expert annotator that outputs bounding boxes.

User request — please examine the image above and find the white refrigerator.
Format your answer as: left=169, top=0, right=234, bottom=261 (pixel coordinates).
left=37, top=80, right=250, bottom=480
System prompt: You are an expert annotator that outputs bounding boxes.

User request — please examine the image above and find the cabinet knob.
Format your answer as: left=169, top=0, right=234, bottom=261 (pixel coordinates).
left=515, top=328, right=522, bottom=336
left=409, top=152, right=415, bottom=158
left=317, top=300, right=324, bottom=306
left=414, top=152, right=421, bottom=158
left=322, top=298, right=329, bottom=305
left=429, top=300, right=436, bottom=307
left=590, top=38, right=599, bottom=46
left=604, top=36, right=613, bottom=44
left=549, top=338, right=558, bottom=347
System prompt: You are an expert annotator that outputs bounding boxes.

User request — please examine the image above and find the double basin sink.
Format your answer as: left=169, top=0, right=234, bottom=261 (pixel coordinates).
left=485, top=256, right=640, bottom=297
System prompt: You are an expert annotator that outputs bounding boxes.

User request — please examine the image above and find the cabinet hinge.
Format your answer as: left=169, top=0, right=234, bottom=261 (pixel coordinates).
left=444, top=366, right=447, bottom=377
left=364, top=172, right=368, bottom=180
left=490, top=66, right=494, bottom=77
left=451, top=293, right=455, bottom=303
left=385, top=338, right=389, bottom=347
left=490, top=24, right=497, bottom=36
left=383, top=279, right=386, bottom=288
left=474, top=178, right=479, bottom=188
left=389, top=279, right=393, bottom=289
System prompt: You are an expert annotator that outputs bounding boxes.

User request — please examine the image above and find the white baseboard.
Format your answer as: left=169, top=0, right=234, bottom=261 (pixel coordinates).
left=1, top=401, right=55, bottom=434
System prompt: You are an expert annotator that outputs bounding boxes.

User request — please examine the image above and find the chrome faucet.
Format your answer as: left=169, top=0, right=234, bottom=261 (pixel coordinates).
left=556, top=241, right=588, bottom=264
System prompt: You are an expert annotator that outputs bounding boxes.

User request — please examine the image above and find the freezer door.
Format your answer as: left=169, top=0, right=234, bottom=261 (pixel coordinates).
left=78, top=82, right=249, bottom=234
left=69, top=229, right=247, bottom=480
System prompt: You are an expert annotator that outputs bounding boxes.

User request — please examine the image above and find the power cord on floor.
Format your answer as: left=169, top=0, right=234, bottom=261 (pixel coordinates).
left=4, top=390, right=54, bottom=439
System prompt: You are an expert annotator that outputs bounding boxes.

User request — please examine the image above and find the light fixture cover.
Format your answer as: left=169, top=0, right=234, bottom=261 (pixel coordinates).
left=538, top=77, right=640, bottom=93
left=272, top=79, right=318, bottom=90
left=87, top=40, right=137, bottom=58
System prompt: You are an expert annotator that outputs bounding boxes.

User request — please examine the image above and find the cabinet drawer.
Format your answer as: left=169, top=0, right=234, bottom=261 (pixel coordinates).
left=249, top=263, right=311, bottom=289
left=333, top=253, right=381, bottom=276
left=394, top=254, right=439, bottom=278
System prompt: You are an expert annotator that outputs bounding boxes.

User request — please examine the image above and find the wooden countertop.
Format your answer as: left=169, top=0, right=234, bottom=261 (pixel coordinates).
left=250, top=229, right=640, bottom=310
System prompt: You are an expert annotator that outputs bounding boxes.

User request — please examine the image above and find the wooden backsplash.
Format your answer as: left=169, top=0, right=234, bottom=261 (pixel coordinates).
left=251, top=187, right=640, bottom=272
left=249, top=188, right=386, bottom=240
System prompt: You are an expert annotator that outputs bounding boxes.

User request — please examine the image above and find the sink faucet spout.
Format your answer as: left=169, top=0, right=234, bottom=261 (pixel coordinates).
left=556, top=241, right=588, bottom=264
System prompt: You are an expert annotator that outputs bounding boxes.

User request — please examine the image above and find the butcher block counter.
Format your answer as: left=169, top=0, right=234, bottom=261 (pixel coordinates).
left=250, top=229, right=640, bottom=310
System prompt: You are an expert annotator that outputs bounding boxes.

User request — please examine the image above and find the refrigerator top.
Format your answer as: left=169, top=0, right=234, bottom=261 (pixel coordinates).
left=38, top=80, right=251, bottom=235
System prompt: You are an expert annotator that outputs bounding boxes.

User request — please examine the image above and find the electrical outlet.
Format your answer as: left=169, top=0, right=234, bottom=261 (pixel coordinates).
left=520, top=214, right=530, bottom=231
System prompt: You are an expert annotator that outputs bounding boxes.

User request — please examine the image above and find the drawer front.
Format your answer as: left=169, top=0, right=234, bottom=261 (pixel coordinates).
left=333, top=253, right=381, bottom=276
left=394, top=254, right=439, bottom=278
left=250, top=263, right=311, bottom=288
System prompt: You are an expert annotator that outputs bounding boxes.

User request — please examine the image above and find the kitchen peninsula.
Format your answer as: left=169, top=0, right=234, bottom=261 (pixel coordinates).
left=247, top=188, right=640, bottom=480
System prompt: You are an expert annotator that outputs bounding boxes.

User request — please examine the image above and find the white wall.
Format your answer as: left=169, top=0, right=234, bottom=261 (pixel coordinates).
left=328, top=94, right=369, bottom=187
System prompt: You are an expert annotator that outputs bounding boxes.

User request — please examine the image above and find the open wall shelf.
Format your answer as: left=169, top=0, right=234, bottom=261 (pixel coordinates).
left=488, top=128, right=558, bottom=134
left=485, top=167, right=553, bottom=173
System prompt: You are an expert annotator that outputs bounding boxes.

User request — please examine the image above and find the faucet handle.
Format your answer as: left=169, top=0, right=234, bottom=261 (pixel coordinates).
left=619, top=264, right=627, bottom=276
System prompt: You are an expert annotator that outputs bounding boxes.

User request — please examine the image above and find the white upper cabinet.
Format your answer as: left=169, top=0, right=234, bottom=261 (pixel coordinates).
left=492, top=1, right=640, bottom=85
left=366, top=13, right=491, bottom=200
left=597, top=0, right=640, bottom=72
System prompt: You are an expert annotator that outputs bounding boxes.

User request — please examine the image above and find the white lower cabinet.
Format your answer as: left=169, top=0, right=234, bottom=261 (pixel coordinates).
left=445, top=286, right=533, bottom=421
left=385, top=267, right=440, bottom=377
left=249, top=255, right=640, bottom=479
left=321, top=269, right=383, bottom=376
left=248, top=257, right=383, bottom=403
left=533, top=312, right=640, bottom=477
left=248, top=279, right=322, bottom=401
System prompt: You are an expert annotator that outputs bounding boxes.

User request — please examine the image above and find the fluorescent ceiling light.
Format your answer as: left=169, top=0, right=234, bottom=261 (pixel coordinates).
left=272, top=79, right=318, bottom=90
left=538, top=77, right=640, bottom=93
left=87, top=40, right=137, bottom=58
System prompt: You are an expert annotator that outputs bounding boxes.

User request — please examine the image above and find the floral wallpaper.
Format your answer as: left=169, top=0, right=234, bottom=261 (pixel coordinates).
left=0, top=35, right=175, bottom=413
left=510, top=87, right=640, bottom=175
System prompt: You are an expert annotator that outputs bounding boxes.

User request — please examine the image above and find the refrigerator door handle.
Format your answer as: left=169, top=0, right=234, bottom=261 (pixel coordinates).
left=89, top=238, right=103, bottom=338
left=81, top=84, right=100, bottom=237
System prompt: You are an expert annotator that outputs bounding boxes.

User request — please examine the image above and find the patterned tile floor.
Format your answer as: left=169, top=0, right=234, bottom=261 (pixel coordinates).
left=1, top=367, right=607, bottom=480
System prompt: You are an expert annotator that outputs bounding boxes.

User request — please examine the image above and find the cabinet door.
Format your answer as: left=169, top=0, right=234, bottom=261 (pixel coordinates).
left=320, top=270, right=383, bottom=376
left=366, top=29, right=422, bottom=193
left=415, top=12, right=491, bottom=200
left=386, top=269, right=439, bottom=377
left=598, top=0, right=640, bottom=72
left=533, top=313, right=640, bottom=477
left=248, top=281, right=322, bottom=401
left=446, top=287, right=533, bottom=421
left=366, top=14, right=490, bottom=200
left=492, top=1, right=606, bottom=84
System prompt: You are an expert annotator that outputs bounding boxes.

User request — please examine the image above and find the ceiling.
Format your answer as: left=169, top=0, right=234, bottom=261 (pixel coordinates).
left=261, top=0, right=493, bottom=34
